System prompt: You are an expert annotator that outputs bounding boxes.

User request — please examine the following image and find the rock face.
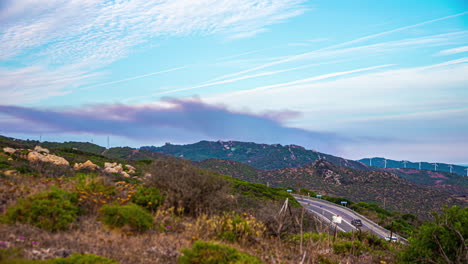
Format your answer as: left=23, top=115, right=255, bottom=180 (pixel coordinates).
left=3, top=147, right=16, bottom=154
left=73, top=160, right=100, bottom=171
left=27, top=151, right=69, bottom=166
left=34, top=146, right=50, bottom=154
left=125, top=164, right=136, bottom=174
left=104, top=162, right=130, bottom=177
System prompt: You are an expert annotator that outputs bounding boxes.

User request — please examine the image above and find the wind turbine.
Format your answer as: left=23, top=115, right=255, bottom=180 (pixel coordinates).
left=448, top=164, right=453, bottom=173
left=465, top=168, right=468, bottom=176
left=433, top=163, right=438, bottom=171
left=419, top=162, right=422, bottom=170
left=369, top=158, right=373, bottom=166
left=402, top=160, right=408, bottom=169
left=384, top=159, right=387, bottom=168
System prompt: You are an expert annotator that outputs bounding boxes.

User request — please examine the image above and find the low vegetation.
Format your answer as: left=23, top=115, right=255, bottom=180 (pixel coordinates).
left=2, top=188, right=79, bottom=231
left=179, top=241, right=263, bottom=264
left=99, top=203, right=154, bottom=232
left=0, top=136, right=465, bottom=263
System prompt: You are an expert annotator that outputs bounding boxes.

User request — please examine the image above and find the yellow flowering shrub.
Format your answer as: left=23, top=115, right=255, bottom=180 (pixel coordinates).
left=188, top=213, right=266, bottom=244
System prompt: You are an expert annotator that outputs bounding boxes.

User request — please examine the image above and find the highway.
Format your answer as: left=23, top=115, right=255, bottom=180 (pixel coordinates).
left=294, top=195, right=407, bottom=243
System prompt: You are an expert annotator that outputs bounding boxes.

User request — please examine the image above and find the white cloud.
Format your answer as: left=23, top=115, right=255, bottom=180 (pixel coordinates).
left=206, top=59, right=468, bottom=131
left=205, top=30, right=464, bottom=82
left=0, top=66, right=99, bottom=104
left=0, top=0, right=307, bottom=104
left=0, top=0, right=307, bottom=63
left=438, top=45, right=468, bottom=55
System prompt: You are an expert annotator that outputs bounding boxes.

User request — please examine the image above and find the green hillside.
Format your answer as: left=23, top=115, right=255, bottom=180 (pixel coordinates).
left=142, top=140, right=369, bottom=170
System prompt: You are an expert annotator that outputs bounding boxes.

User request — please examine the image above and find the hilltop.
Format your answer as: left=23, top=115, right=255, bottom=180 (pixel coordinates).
left=142, top=140, right=368, bottom=170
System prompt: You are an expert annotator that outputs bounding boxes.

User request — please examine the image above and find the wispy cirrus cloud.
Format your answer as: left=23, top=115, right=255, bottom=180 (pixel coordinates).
left=204, top=59, right=468, bottom=135
left=1, top=0, right=307, bottom=63
left=126, top=31, right=465, bottom=100
left=205, top=13, right=468, bottom=83
left=0, top=0, right=307, bottom=104
left=438, top=45, right=468, bottom=55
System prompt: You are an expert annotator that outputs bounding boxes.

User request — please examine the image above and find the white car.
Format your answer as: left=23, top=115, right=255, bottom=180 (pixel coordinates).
left=385, top=236, right=398, bottom=242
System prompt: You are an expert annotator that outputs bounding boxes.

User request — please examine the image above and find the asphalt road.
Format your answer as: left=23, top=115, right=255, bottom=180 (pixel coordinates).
left=294, top=195, right=407, bottom=243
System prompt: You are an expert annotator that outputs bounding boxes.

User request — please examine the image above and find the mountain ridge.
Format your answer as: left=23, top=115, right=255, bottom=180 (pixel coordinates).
left=141, top=140, right=369, bottom=171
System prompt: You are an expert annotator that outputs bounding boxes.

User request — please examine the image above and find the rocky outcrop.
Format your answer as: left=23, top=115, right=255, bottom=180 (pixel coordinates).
left=34, top=146, right=50, bottom=154
left=73, top=160, right=100, bottom=171
left=28, top=248, right=71, bottom=260
left=125, top=164, right=136, bottom=174
left=27, top=151, right=69, bottom=167
left=104, top=162, right=130, bottom=177
left=3, top=147, right=16, bottom=154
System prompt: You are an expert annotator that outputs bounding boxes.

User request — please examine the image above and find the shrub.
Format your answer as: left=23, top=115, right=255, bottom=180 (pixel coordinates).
left=226, top=177, right=300, bottom=207
left=99, top=203, right=153, bottom=232
left=146, top=161, right=233, bottom=216
left=317, top=255, right=338, bottom=264
left=399, top=205, right=467, bottom=264
left=53, top=253, right=118, bottom=264
left=131, top=186, right=164, bottom=211
left=74, top=175, right=115, bottom=213
left=0, top=160, right=9, bottom=169
left=0, top=248, right=22, bottom=262
left=179, top=241, right=263, bottom=264
left=289, top=232, right=329, bottom=243
left=3, top=187, right=79, bottom=231
left=332, top=240, right=363, bottom=256
left=189, top=213, right=266, bottom=244
left=299, top=188, right=317, bottom=197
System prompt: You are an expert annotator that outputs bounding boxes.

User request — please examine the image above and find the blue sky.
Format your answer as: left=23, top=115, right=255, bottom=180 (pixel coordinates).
left=0, top=0, right=467, bottom=164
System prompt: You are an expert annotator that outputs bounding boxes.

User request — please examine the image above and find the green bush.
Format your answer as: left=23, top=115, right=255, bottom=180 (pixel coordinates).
left=399, top=205, right=467, bottom=264
left=0, top=253, right=118, bottom=264
left=3, top=187, right=79, bottom=231
left=53, top=253, right=118, bottom=264
left=131, top=186, right=164, bottom=211
left=332, top=240, right=363, bottom=256
left=99, top=203, right=153, bottom=232
left=0, top=248, right=22, bottom=262
left=289, top=232, right=329, bottom=243
left=0, top=160, right=9, bottom=169
left=225, top=177, right=300, bottom=207
left=299, top=188, right=317, bottom=197
left=179, top=241, right=263, bottom=264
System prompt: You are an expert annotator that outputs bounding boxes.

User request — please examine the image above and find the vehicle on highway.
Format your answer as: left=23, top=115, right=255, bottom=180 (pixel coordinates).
left=385, top=236, right=398, bottom=242
left=351, top=219, right=363, bottom=227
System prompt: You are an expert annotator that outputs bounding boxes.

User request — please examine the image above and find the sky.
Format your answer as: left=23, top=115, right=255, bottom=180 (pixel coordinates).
left=0, top=0, right=467, bottom=164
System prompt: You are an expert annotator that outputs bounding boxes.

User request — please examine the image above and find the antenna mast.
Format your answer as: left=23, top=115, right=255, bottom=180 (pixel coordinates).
left=384, top=159, right=387, bottom=168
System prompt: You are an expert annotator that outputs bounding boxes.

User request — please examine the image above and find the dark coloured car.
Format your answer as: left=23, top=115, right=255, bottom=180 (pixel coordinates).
left=351, top=219, right=363, bottom=227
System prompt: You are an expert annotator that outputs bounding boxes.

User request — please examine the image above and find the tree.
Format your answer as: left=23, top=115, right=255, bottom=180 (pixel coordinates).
left=399, top=205, right=467, bottom=264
